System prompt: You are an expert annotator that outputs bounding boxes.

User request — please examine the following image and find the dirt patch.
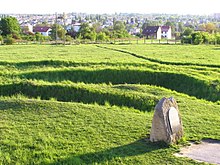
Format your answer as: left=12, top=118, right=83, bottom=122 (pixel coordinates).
left=175, top=139, right=220, bottom=164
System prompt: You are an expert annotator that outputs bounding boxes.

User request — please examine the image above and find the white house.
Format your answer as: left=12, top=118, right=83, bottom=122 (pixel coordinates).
left=143, top=26, right=172, bottom=39
left=33, top=26, right=52, bottom=36
left=142, top=26, right=162, bottom=39
left=161, top=26, right=172, bottom=39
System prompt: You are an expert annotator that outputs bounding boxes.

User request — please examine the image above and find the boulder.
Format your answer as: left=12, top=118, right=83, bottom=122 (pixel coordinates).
left=150, top=97, right=183, bottom=144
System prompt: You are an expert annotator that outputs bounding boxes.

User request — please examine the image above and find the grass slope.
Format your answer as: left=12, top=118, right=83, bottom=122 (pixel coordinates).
left=1, top=97, right=218, bottom=164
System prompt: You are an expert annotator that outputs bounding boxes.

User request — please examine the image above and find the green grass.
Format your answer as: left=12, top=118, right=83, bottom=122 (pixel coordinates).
left=102, top=44, right=220, bottom=66
left=0, top=44, right=220, bottom=164
left=1, top=97, right=219, bottom=164
left=0, top=45, right=145, bottom=63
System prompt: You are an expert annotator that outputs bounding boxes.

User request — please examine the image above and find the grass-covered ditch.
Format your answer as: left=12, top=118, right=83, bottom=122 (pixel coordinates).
left=16, top=67, right=220, bottom=102
left=0, top=44, right=220, bottom=164
left=0, top=81, right=156, bottom=112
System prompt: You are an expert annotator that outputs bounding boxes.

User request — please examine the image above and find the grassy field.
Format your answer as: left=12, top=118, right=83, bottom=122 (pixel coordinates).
left=102, top=44, right=220, bottom=66
left=0, top=44, right=220, bottom=164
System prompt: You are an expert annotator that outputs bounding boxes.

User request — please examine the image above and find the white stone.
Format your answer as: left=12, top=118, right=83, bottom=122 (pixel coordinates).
left=168, top=107, right=180, bottom=134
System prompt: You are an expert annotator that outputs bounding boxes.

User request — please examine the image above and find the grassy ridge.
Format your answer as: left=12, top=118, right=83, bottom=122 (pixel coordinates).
left=16, top=68, right=220, bottom=102
left=0, top=44, right=220, bottom=164
left=0, top=81, right=155, bottom=111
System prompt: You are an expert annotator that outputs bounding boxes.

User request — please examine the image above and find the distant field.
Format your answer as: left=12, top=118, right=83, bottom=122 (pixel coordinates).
left=0, top=44, right=219, bottom=65
left=0, top=44, right=219, bottom=164
left=0, top=45, right=145, bottom=63
left=103, top=44, right=220, bottom=66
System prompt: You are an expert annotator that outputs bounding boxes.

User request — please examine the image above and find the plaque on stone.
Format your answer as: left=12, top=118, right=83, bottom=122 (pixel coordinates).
left=168, top=107, right=181, bottom=134
left=150, top=97, right=183, bottom=144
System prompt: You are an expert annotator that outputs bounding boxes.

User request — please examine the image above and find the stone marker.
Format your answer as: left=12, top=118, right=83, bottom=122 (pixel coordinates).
left=150, top=97, right=183, bottom=144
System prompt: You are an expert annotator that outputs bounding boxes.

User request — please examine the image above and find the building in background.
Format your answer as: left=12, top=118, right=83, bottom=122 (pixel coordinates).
left=142, top=26, right=172, bottom=39
left=214, top=13, right=220, bottom=20
left=142, top=26, right=161, bottom=39
left=33, top=26, right=52, bottom=36
left=161, top=26, right=172, bottom=39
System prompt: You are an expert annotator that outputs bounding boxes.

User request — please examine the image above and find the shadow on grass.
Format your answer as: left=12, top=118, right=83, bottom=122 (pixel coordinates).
left=213, top=48, right=220, bottom=51
left=0, top=60, right=98, bottom=68
left=0, top=100, right=26, bottom=111
left=0, top=60, right=153, bottom=69
left=49, top=138, right=168, bottom=165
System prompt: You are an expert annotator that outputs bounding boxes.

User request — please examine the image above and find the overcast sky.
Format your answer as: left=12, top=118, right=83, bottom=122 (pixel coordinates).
left=1, top=0, right=219, bottom=15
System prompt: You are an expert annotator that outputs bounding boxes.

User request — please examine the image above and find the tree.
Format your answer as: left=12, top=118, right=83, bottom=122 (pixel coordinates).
left=112, top=21, right=129, bottom=38
left=65, top=35, right=73, bottom=42
left=4, top=35, right=16, bottom=45
left=182, top=27, right=194, bottom=36
left=92, top=23, right=102, bottom=33
left=181, top=35, right=192, bottom=44
left=0, top=16, right=20, bottom=37
left=77, top=23, right=97, bottom=41
left=143, top=20, right=160, bottom=27
left=198, top=24, right=206, bottom=31
left=21, top=34, right=35, bottom=42
left=205, top=23, right=216, bottom=33
left=174, top=32, right=181, bottom=40
left=35, top=32, right=43, bottom=42
left=165, top=21, right=173, bottom=27
left=191, top=32, right=204, bottom=45
left=50, top=24, right=66, bottom=40
left=96, top=32, right=108, bottom=41
left=216, top=33, right=220, bottom=44
left=102, top=28, right=111, bottom=36
left=177, top=22, right=185, bottom=33
left=113, top=21, right=125, bottom=31
left=181, top=28, right=194, bottom=44
left=201, top=32, right=211, bottom=43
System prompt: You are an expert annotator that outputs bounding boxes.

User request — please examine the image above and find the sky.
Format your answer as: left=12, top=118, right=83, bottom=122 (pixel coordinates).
left=0, top=0, right=219, bottom=15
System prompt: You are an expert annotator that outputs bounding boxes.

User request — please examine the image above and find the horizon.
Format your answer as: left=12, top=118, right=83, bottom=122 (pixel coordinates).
left=1, top=0, right=219, bottom=15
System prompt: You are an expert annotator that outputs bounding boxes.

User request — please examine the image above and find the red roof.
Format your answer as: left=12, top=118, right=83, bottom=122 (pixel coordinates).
left=33, top=26, right=51, bottom=33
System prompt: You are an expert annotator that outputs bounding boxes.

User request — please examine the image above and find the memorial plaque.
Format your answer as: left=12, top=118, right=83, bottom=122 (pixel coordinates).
left=168, top=107, right=180, bottom=134
left=150, top=97, right=183, bottom=144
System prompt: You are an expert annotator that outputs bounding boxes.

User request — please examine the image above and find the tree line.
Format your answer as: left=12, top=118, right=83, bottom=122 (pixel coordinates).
left=0, top=16, right=130, bottom=44
left=0, top=16, right=220, bottom=45
left=180, top=27, right=220, bottom=44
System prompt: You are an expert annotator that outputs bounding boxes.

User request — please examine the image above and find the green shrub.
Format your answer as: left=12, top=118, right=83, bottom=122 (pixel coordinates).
left=191, top=32, right=204, bottom=45
left=0, top=35, right=3, bottom=44
left=4, top=35, right=16, bottom=45
left=181, top=35, right=192, bottom=44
